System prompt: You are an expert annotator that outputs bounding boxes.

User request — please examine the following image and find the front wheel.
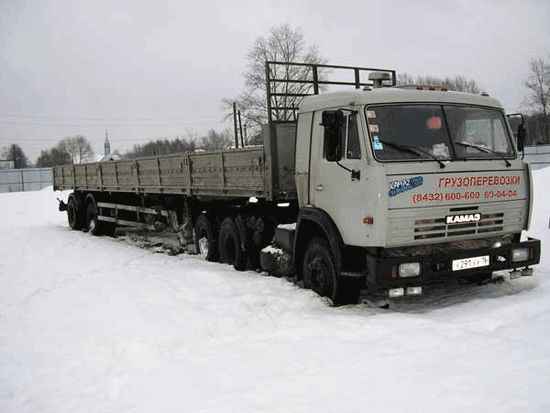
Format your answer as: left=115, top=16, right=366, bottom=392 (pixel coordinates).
left=302, top=237, right=359, bottom=305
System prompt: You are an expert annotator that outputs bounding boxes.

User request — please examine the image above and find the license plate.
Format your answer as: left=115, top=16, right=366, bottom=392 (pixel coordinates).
left=452, top=255, right=490, bottom=271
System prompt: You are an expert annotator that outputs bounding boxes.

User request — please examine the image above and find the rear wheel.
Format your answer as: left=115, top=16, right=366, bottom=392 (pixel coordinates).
left=302, top=237, right=359, bottom=305
left=194, top=213, right=218, bottom=261
left=85, top=195, right=116, bottom=236
left=218, top=217, right=247, bottom=271
left=67, top=195, right=85, bottom=230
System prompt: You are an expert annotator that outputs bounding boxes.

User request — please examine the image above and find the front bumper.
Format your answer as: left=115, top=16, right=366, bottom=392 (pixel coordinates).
left=366, top=237, right=541, bottom=291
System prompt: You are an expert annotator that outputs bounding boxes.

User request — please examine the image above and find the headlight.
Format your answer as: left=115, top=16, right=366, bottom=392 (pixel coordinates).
left=511, top=248, right=529, bottom=263
left=399, top=262, right=421, bottom=277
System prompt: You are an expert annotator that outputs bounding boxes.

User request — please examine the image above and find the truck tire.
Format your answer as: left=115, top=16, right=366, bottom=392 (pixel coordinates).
left=303, top=237, right=359, bottom=305
left=218, top=217, right=247, bottom=271
left=194, top=213, right=218, bottom=261
left=67, top=195, right=85, bottom=230
left=85, top=195, right=116, bottom=237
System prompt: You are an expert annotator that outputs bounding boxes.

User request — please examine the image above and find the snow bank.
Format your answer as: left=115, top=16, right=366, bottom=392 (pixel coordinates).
left=0, top=171, right=549, bottom=413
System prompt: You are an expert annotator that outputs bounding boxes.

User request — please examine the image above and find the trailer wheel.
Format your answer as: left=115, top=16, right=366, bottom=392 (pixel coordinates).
left=194, top=213, right=218, bottom=262
left=218, top=217, right=247, bottom=271
left=85, top=196, right=116, bottom=237
left=303, top=237, right=359, bottom=305
left=67, top=195, right=85, bottom=230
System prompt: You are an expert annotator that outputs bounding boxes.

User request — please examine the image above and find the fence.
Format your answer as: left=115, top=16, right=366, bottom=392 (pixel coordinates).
left=0, top=168, right=53, bottom=193
left=524, top=144, right=550, bottom=170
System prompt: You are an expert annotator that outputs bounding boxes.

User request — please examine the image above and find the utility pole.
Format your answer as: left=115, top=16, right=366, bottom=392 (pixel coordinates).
left=11, top=144, right=17, bottom=169
left=233, top=102, right=238, bottom=148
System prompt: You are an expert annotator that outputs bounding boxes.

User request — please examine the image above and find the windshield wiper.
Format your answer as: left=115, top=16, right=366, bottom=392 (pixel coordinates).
left=455, top=141, right=511, bottom=167
left=379, top=139, right=446, bottom=169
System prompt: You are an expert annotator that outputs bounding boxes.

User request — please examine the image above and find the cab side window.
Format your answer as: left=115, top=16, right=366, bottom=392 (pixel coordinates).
left=323, top=114, right=346, bottom=160
left=322, top=111, right=362, bottom=160
left=346, top=114, right=361, bottom=159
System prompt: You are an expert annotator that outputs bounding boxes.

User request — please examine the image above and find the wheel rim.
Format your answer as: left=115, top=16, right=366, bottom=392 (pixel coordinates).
left=89, top=217, right=96, bottom=232
left=198, top=236, right=209, bottom=259
left=87, top=204, right=96, bottom=232
left=307, top=256, right=334, bottom=297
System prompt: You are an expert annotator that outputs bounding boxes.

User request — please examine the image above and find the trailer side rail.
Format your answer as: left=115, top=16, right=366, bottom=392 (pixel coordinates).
left=54, top=147, right=268, bottom=198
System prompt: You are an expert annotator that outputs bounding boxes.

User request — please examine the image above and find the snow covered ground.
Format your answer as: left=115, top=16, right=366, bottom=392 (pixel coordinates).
left=1, top=169, right=549, bottom=413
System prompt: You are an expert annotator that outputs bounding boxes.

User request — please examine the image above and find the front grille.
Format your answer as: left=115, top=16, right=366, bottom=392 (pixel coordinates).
left=414, top=207, right=504, bottom=240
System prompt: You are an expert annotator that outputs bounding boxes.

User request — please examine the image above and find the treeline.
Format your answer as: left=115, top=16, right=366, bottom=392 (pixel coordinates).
left=0, top=144, right=29, bottom=169
left=125, top=137, right=195, bottom=159
left=524, top=113, right=550, bottom=145
left=36, top=135, right=94, bottom=167
left=0, top=136, right=95, bottom=169
left=123, top=129, right=233, bottom=158
left=523, top=57, right=550, bottom=144
left=397, top=73, right=481, bottom=94
left=0, top=128, right=235, bottom=169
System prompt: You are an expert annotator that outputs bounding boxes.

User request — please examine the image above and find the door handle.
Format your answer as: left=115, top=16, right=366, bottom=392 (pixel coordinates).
left=315, top=184, right=324, bottom=191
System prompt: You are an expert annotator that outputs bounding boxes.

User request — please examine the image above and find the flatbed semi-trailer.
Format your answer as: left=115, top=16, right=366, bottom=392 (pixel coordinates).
left=54, top=126, right=297, bottom=201
left=54, top=61, right=541, bottom=306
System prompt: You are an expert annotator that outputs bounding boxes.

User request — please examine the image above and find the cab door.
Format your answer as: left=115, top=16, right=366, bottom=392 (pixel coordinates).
left=309, top=110, right=367, bottom=246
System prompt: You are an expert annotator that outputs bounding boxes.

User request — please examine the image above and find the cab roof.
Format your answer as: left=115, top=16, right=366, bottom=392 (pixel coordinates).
left=299, top=87, right=503, bottom=114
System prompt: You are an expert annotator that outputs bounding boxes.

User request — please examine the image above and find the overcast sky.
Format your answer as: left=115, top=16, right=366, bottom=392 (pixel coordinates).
left=1, top=0, right=549, bottom=161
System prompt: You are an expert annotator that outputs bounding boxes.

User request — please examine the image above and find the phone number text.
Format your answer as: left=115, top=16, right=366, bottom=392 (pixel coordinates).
left=412, top=190, right=518, bottom=204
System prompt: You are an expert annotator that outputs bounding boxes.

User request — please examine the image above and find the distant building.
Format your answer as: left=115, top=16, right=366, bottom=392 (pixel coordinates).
left=0, top=159, right=15, bottom=170
left=99, top=154, right=121, bottom=162
left=97, top=129, right=120, bottom=161
left=104, top=130, right=111, bottom=156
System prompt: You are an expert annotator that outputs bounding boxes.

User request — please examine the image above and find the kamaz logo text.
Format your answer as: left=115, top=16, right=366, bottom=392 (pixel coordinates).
left=445, top=213, right=481, bottom=224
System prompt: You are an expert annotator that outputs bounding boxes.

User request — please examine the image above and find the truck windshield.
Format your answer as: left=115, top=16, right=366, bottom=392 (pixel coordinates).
left=366, top=105, right=515, bottom=162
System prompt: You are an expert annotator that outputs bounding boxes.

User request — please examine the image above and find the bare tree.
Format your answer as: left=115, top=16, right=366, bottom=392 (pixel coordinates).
left=524, top=57, right=550, bottom=142
left=200, top=129, right=232, bottom=151
left=35, top=145, right=72, bottom=167
left=223, top=24, right=326, bottom=141
left=125, top=137, right=195, bottom=159
left=1, top=144, right=29, bottom=169
left=59, top=135, right=94, bottom=164
left=398, top=73, right=482, bottom=93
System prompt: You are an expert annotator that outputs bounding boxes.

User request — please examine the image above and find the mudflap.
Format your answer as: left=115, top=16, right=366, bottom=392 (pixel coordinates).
left=260, top=246, right=295, bottom=277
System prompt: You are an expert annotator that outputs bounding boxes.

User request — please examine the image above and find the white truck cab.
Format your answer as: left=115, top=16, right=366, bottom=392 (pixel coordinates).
left=297, top=88, right=529, bottom=248
left=264, top=62, right=540, bottom=304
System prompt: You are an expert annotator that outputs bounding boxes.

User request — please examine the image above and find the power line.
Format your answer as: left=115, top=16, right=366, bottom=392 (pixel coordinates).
left=0, top=133, right=204, bottom=142
left=0, top=111, right=222, bottom=122
left=0, top=120, right=224, bottom=127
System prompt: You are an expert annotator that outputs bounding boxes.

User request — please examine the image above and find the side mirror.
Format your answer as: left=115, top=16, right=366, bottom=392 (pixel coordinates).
left=321, top=110, right=345, bottom=128
left=517, top=123, right=526, bottom=152
left=322, top=110, right=344, bottom=162
left=506, top=112, right=526, bottom=153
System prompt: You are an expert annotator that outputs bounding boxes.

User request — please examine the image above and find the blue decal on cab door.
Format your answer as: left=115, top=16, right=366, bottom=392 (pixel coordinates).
left=388, top=176, right=424, bottom=197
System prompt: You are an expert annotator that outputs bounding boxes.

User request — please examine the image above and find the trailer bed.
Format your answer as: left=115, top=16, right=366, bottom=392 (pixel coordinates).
left=54, top=147, right=271, bottom=198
